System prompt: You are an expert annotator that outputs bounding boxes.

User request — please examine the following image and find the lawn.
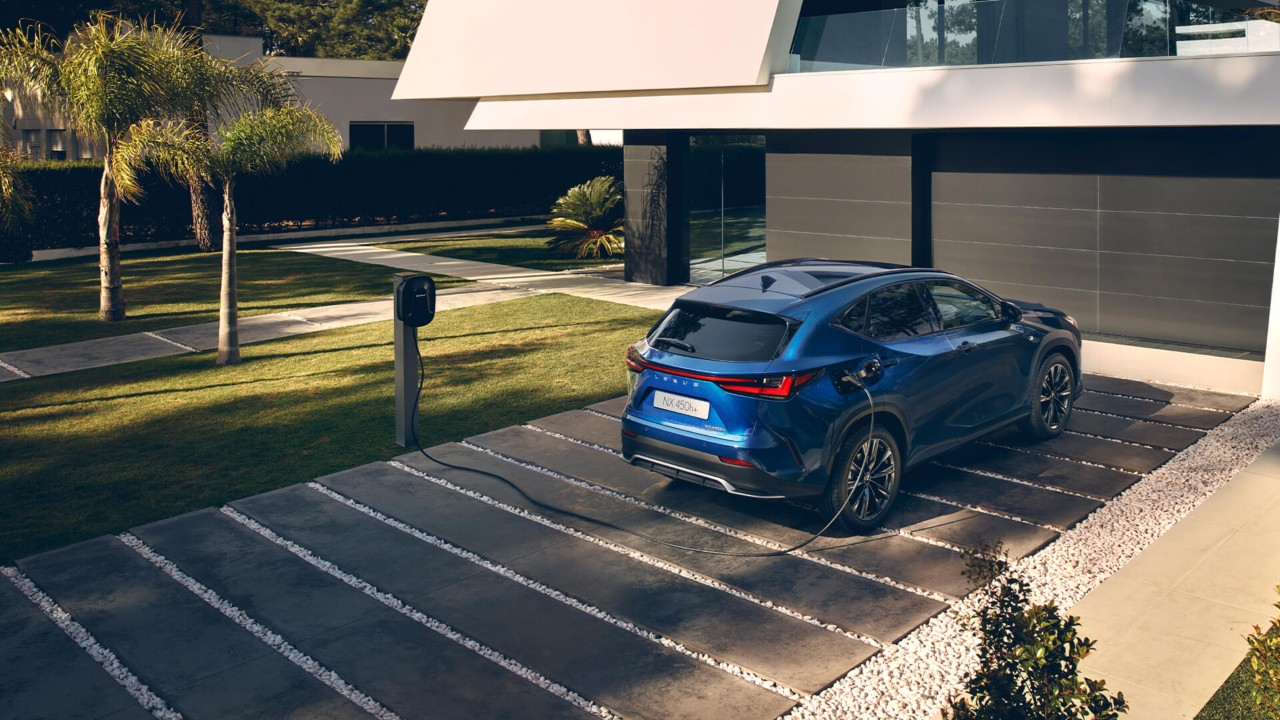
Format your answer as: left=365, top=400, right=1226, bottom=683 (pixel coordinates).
left=1196, top=626, right=1277, bottom=720
left=0, top=246, right=468, bottom=353
left=0, top=293, right=660, bottom=563
left=379, top=233, right=622, bottom=273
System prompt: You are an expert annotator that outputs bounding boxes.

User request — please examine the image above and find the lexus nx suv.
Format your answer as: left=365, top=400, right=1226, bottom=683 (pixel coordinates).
left=621, top=259, right=1082, bottom=531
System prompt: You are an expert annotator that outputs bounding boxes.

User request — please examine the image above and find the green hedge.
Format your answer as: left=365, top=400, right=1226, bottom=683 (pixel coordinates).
left=0, top=146, right=622, bottom=263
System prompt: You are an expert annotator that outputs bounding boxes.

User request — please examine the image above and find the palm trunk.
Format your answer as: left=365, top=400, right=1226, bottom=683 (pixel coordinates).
left=576, top=129, right=593, bottom=146
left=98, top=149, right=125, bottom=321
left=189, top=178, right=217, bottom=252
left=216, top=177, right=239, bottom=365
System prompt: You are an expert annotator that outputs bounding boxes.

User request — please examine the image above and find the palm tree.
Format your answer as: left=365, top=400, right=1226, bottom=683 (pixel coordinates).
left=137, top=106, right=341, bottom=365
left=0, top=147, right=31, bottom=231
left=0, top=15, right=204, bottom=320
left=546, top=175, right=625, bottom=259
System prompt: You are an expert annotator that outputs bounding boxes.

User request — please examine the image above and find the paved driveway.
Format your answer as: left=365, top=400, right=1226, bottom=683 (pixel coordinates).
left=0, top=375, right=1253, bottom=719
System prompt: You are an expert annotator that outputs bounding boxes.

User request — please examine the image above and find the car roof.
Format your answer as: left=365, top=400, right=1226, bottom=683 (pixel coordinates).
left=677, top=259, right=941, bottom=317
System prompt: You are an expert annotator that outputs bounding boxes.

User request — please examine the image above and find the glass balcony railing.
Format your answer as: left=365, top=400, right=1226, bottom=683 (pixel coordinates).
left=786, top=0, right=1280, bottom=74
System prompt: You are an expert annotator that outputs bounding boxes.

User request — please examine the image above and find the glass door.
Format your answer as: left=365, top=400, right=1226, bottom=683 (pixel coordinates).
left=685, top=135, right=767, bottom=285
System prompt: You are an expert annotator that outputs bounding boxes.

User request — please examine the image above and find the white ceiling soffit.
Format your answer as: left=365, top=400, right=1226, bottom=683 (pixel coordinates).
left=464, top=52, right=1280, bottom=131
left=392, top=0, right=802, bottom=100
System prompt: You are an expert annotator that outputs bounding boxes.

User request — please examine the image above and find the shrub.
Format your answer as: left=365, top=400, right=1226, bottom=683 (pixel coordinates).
left=545, top=175, right=625, bottom=259
left=946, top=551, right=1129, bottom=720
left=1247, top=585, right=1280, bottom=716
left=0, top=146, right=622, bottom=262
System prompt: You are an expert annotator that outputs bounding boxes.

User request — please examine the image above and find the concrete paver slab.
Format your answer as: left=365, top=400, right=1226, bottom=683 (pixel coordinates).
left=906, top=465, right=1102, bottom=530
left=0, top=334, right=184, bottom=377
left=987, top=430, right=1173, bottom=474
left=285, top=298, right=391, bottom=327
left=503, top=420, right=977, bottom=598
left=1083, top=374, right=1256, bottom=413
left=17, top=536, right=364, bottom=720
left=322, top=460, right=591, bottom=561
left=0, top=578, right=145, bottom=720
left=132, top=509, right=595, bottom=720
left=587, top=396, right=628, bottom=417
left=422, top=571, right=797, bottom=720
left=936, top=444, right=1140, bottom=500
left=1068, top=410, right=1205, bottom=451
left=0, top=365, right=24, bottom=383
left=883, top=495, right=1059, bottom=559
left=528, top=409, right=624, bottom=451
left=1173, top=528, right=1280, bottom=617
left=237, top=475, right=873, bottom=695
left=1076, top=392, right=1230, bottom=430
left=467, top=427, right=947, bottom=643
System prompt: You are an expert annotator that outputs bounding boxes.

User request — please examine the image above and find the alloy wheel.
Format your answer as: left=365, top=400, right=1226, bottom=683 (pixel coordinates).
left=845, top=437, right=896, bottom=521
left=1039, top=363, right=1073, bottom=430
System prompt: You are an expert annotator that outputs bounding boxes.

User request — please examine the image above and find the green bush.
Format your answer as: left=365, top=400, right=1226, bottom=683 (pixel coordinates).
left=946, top=551, right=1129, bottom=720
left=1247, top=586, right=1280, bottom=716
left=0, top=146, right=622, bottom=262
left=545, top=175, right=625, bottom=259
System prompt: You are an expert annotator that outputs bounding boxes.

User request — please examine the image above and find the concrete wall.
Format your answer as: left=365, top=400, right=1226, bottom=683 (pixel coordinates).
left=765, top=132, right=913, bottom=265
left=623, top=131, right=687, bottom=285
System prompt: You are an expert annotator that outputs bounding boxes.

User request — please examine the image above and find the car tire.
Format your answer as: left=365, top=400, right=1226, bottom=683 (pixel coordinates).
left=1023, top=352, right=1074, bottom=440
left=822, top=424, right=902, bottom=533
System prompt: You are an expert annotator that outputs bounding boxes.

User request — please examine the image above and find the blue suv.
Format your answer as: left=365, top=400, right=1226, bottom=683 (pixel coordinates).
left=621, top=260, right=1082, bottom=532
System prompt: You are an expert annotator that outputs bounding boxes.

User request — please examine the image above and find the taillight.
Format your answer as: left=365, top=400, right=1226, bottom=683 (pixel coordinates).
left=625, top=344, right=645, bottom=372
left=717, top=372, right=820, bottom=398
left=718, top=456, right=753, bottom=467
left=624, top=342, right=818, bottom=400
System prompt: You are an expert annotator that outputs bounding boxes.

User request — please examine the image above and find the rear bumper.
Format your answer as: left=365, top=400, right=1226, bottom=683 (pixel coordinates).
left=621, top=432, right=823, bottom=500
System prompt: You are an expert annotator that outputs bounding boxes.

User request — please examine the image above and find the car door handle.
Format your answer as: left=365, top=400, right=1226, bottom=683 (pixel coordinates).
left=956, top=341, right=976, bottom=355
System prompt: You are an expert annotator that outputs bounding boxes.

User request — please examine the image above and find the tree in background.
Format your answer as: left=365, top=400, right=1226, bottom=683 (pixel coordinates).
left=0, top=15, right=219, bottom=320
left=0, top=0, right=426, bottom=61
left=0, top=146, right=31, bottom=231
left=137, top=105, right=341, bottom=364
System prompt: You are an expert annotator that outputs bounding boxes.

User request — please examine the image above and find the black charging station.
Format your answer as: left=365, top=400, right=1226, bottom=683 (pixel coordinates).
left=393, top=273, right=436, bottom=448
left=395, top=274, right=436, bottom=328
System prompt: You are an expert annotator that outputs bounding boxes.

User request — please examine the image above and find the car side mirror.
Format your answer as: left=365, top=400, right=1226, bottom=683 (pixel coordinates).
left=1001, top=301, right=1023, bottom=324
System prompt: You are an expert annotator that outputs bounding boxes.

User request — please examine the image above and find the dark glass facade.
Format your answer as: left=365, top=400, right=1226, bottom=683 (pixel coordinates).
left=788, top=0, right=1273, bottom=72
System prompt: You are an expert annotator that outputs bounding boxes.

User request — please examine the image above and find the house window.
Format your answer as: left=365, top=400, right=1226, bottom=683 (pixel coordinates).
left=73, top=132, right=96, bottom=159
left=47, top=130, right=67, bottom=160
left=21, top=129, right=41, bottom=159
left=349, top=122, right=414, bottom=151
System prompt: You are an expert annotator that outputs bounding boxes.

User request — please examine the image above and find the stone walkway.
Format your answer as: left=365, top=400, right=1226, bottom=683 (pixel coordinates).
left=0, top=284, right=537, bottom=382
left=0, top=374, right=1256, bottom=719
left=276, top=240, right=689, bottom=312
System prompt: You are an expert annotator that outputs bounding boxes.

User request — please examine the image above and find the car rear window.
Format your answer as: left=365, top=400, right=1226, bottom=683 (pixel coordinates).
left=649, top=303, right=793, bottom=362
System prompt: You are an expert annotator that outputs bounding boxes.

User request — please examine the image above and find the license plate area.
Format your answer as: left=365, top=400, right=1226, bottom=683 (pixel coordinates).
left=652, top=390, right=710, bottom=420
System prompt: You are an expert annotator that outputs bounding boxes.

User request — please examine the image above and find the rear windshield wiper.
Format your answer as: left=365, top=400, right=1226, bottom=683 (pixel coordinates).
left=651, top=337, right=695, bottom=353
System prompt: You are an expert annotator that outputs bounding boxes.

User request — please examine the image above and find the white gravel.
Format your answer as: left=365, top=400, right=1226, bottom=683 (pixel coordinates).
left=117, top=533, right=399, bottom=720
left=1, top=565, right=182, bottom=720
left=783, top=398, right=1280, bottom=720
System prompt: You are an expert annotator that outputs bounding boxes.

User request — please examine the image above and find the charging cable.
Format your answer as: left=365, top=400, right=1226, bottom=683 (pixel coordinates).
left=409, top=330, right=879, bottom=558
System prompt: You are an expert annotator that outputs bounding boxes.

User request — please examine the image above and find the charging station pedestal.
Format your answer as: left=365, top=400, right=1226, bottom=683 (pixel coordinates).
left=393, top=272, right=436, bottom=448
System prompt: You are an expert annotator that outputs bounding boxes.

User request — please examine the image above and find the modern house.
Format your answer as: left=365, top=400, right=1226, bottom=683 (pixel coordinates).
left=393, top=0, right=1280, bottom=397
left=1, top=33, right=541, bottom=159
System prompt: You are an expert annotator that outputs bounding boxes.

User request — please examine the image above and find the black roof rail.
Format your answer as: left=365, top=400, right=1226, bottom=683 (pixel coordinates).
left=704, top=257, right=833, bottom=286
left=798, top=267, right=941, bottom=299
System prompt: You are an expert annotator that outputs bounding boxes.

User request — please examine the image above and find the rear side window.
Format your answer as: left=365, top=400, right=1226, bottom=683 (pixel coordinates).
left=864, top=282, right=937, bottom=342
left=649, top=303, right=793, bottom=362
